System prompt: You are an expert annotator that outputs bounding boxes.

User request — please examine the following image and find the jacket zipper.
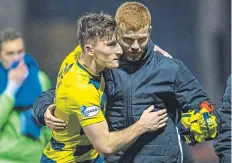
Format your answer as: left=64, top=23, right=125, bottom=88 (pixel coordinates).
left=125, top=68, right=133, bottom=163
left=175, top=110, right=183, bottom=163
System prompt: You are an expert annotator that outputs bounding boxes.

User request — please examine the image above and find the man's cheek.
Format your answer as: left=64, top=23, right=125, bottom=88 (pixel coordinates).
left=141, top=42, right=149, bottom=51
left=119, top=41, right=129, bottom=50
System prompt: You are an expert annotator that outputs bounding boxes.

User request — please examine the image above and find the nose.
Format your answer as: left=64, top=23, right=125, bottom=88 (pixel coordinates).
left=131, top=40, right=139, bottom=51
left=116, top=43, right=123, bottom=56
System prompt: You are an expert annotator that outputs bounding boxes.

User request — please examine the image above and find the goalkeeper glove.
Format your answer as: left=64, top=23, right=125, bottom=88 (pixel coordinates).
left=179, top=101, right=218, bottom=145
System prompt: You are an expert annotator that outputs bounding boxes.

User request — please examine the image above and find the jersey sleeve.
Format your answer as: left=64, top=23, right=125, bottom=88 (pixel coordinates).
left=68, top=84, right=106, bottom=127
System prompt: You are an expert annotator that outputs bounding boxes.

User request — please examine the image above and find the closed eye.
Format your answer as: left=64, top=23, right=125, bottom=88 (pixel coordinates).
left=107, top=40, right=117, bottom=46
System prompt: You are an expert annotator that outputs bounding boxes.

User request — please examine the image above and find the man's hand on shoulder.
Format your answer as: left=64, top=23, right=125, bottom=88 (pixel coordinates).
left=154, top=45, right=173, bottom=58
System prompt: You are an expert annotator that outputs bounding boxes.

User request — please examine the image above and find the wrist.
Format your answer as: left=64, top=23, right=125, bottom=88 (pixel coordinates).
left=135, top=119, right=147, bottom=134
left=5, top=80, right=20, bottom=98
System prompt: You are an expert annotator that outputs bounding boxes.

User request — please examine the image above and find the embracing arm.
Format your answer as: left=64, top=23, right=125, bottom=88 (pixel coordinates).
left=174, top=60, right=211, bottom=112
left=174, top=60, right=221, bottom=144
left=83, top=106, right=167, bottom=157
left=69, top=84, right=167, bottom=157
left=33, top=88, right=55, bottom=125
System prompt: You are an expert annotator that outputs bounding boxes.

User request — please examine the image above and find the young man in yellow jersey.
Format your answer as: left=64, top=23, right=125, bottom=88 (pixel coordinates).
left=40, top=12, right=168, bottom=163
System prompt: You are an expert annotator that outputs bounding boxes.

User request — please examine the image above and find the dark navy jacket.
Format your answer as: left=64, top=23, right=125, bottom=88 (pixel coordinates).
left=33, top=41, right=214, bottom=163
left=102, top=41, right=212, bottom=163
left=214, top=75, right=231, bottom=163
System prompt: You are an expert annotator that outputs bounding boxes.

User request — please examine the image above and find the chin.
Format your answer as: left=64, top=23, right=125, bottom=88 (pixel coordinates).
left=125, top=54, right=143, bottom=61
left=126, top=57, right=140, bottom=61
left=109, top=62, right=119, bottom=69
left=113, top=64, right=119, bottom=69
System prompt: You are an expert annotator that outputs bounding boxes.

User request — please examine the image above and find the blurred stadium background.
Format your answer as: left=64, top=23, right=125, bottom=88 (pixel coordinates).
left=0, top=0, right=230, bottom=162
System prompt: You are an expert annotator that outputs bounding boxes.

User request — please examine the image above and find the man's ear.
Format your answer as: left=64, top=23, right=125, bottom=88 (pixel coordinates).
left=84, top=44, right=94, bottom=56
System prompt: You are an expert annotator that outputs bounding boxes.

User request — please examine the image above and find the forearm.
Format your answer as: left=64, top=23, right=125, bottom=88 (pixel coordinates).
left=33, top=105, right=47, bottom=126
left=103, top=120, right=145, bottom=156
left=84, top=106, right=161, bottom=156
left=33, top=89, right=55, bottom=125
left=175, top=60, right=211, bottom=113
left=0, top=92, right=14, bottom=129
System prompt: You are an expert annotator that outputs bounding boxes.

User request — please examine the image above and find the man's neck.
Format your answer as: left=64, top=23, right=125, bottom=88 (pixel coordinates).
left=78, top=53, right=104, bottom=75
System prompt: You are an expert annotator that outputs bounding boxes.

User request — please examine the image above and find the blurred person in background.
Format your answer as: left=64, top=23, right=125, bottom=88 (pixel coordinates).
left=214, top=75, right=231, bottom=163
left=33, top=2, right=220, bottom=163
left=0, top=28, right=51, bottom=163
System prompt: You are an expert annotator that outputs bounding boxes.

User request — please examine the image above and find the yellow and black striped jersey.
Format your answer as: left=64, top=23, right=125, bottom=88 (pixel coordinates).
left=41, top=46, right=106, bottom=163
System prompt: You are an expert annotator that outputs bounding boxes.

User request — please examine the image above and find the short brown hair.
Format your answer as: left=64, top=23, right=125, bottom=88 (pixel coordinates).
left=76, top=12, right=116, bottom=49
left=0, top=27, right=23, bottom=51
left=115, top=2, right=151, bottom=31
